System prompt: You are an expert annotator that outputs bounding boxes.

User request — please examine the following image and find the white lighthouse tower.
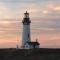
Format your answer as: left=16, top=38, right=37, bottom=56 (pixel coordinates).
left=22, top=11, right=31, bottom=48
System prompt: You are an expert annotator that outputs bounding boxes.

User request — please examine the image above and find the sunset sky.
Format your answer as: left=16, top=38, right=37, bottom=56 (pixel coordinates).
left=0, top=0, right=60, bottom=48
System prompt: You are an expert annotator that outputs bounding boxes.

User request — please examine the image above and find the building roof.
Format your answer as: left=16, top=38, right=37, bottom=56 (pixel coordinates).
left=26, top=41, right=40, bottom=45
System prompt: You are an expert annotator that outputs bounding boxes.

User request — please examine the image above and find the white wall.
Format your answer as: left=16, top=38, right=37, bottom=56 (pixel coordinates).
left=22, top=24, right=31, bottom=47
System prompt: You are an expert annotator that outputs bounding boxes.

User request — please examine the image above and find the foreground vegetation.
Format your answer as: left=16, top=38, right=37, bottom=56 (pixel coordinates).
left=0, top=48, right=60, bottom=60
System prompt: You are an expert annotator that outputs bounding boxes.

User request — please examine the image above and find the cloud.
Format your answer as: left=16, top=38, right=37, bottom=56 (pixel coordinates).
left=0, top=2, right=13, bottom=19
left=0, top=0, right=59, bottom=48
left=42, top=10, right=48, bottom=14
left=53, top=6, right=60, bottom=12
left=47, top=3, right=55, bottom=9
left=39, top=33, right=60, bottom=48
left=0, top=0, right=35, bottom=2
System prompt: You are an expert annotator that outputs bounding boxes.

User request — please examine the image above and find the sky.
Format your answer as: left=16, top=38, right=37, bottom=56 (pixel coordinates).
left=0, top=0, right=60, bottom=48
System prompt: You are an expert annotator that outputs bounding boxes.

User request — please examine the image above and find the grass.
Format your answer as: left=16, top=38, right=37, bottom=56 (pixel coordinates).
left=0, top=48, right=60, bottom=60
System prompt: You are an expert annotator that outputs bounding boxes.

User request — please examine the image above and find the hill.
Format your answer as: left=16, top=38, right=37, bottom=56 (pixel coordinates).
left=0, top=48, right=60, bottom=60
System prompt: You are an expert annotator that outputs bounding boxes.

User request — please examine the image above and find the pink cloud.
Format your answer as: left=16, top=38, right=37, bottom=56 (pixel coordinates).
left=39, top=34, right=60, bottom=48
left=47, top=3, right=55, bottom=9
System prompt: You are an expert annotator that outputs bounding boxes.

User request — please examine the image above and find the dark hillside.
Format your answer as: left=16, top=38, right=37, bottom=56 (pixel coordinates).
left=0, top=48, right=60, bottom=60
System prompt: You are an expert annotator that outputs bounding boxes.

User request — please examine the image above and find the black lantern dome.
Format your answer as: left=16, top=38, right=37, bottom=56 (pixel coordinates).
left=22, top=11, right=31, bottom=25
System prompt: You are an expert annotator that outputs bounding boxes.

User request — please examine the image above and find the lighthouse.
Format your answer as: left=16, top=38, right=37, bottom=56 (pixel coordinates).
left=22, top=11, right=40, bottom=49
left=22, top=11, right=31, bottom=48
